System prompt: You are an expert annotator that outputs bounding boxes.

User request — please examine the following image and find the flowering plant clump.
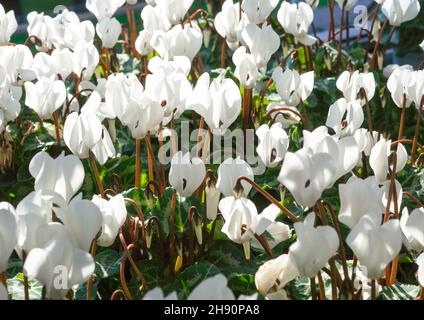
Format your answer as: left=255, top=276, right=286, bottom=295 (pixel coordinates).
left=0, top=0, right=423, bottom=301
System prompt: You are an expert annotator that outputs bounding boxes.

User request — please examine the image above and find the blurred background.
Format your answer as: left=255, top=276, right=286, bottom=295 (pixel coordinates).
left=2, top=0, right=423, bottom=66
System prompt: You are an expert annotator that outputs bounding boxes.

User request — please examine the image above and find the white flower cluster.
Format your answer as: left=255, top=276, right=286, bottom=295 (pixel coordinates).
left=0, top=0, right=423, bottom=301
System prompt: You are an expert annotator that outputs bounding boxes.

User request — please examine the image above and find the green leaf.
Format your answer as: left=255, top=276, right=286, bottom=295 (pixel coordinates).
left=165, top=263, right=221, bottom=299
left=380, top=282, right=420, bottom=300
left=290, top=276, right=311, bottom=300
left=95, top=249, right=121, bottom=279
left=7, top=273, right=43, bottom=300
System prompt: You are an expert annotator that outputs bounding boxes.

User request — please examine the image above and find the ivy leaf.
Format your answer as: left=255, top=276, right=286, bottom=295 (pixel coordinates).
left=7, top=273, right=43, bottom=300
left=95, top=249, right=121, bottom=279
left=380, top=282, right=420, bottom=300
left=165, top=262, right=221, bottom=299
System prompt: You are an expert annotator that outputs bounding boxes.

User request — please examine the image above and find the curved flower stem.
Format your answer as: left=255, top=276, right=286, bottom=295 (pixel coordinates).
left=403, top=192, right=424, bottom=208
left=104, top=188, right=117, bottom=197
left=411, top=98, right=423, bottom=163
left=265, top=107, right=306, bottom=126
left=111, top=289, right=127, bottom=300
left=169, top=190, right=177, bottom=277
left=391, top=139, right=423, bottom=149
left=86, top=239, right=98, bottom=300
left=185, top=8, right=208, bottom=24
left=134, top=138, right=141, bottom=188
left=253, top=233, right=274, bottom=259
left=119, top=233, right=147, bottom=292
left=67, top=89, right=94, bottom=109
left=235, top=176, right=299, bottom=222
left=124, top=198, right=148, bottom=256
left=370, top=20, right=388, bottom=70
left=89, top=152, right=105, bottom=197
left=52, top=111, right=61, bottom=146
left=258, top=49, right=298, bottom=118
left=119, top=255, right=133, bottom=300
left=148, top=216, right=166, bottom=263
left=397, top=94, right=407, bottom=142
left=336, top=4, right=346, bottom=74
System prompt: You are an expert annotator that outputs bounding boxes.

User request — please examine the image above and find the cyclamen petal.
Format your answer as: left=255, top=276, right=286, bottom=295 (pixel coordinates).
left=289, top=213, right=339, bottom=278
left=169, top=151, right=206, bottom=198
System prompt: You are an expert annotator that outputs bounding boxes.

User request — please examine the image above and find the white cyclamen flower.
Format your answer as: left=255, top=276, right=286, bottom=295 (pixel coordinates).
left=0, top=203, right=17, bottom=272
left=335, top=0, right=358, bottom=11
left=387, top=67, right=414, bottom=108
left=277, top=1, right=316, bottom=46
left=241, top=0, right=279, bottom=25
left=217, top=157, right=254, bottom=197
left=53, top=194, right=103, bottom=252
left=346, top=214, right=402, bottom=279
left=417, top=253, right=424, bottom=287
left=255, top=253, right=298, bottom=295
left=215, top=0, right=241, bottom=48
left=86, top=0, right=126, bottom=21
left=326, top=98, right=364, bottom=137
left=0, top=4, right=18, bottom=45
left=289, top=212, right=339, bottom=278
left=278, top=148, right=336, bottom=207
left=381, top=0, right=421, bottom=26
left=338, top=176, right=384, bottom=229
left=232, top=46, right=260, bottom=89
left=151, top=23, right=202, bottom=62
left=169, top=151, right=206, bottom=198
left=64, top=92, right=116, bottom=164
left=240, top=22, right=280, bottom=69
left=336, top=70, right=376, bottom=104
left=29, top=151, right=85, bottom=203
left=219, top=197, right=280, bottom=247
left=0, top=77, right=21, bottom=132
left=96, top=17, right=122, bottom=48
left=369, top=138, right=407, bottom=184
left=188, top=274, right=236, bottom=300
left=256, top=123, right=289, bottom=167
left=272, top=67, right=314, bottom=107
left=156, top=0, right=194, bottom=24
left=92, top=194, right=127, bottom=247
left=187, top=73, right=241, bottom=134
left=23, top=222, right=95, bottom=299
left=400, top=207, right=424, bottom=251
left=24, top=78, right=66, bottom=120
